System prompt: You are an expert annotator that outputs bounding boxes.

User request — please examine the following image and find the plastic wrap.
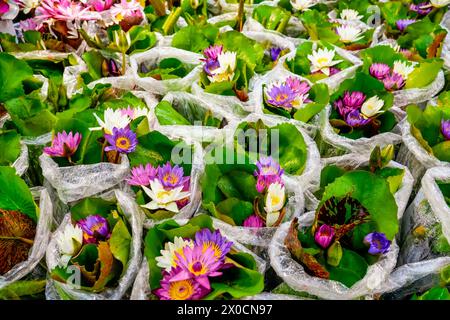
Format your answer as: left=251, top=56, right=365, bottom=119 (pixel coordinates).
left=12, top=142, right=29, bottom=177
left=39, top=153, right=131, bottom=204
left=243, top=292, right=304, bottom=300
left=396, top=119, right=450, bottom=184
left=130, top=219, right=267, bottom=300
left=45, top=189, right=143, bottom=300
left=0, top=188, right=53, bottom=289
left=242, top=30, right=296, bottom=56
left=279, top=41, right=363, bottom=93
left=217, top=0, right=274, bottom=14
left=131, top=47, right=203, bottom=95
left=440, top=10, right=450, bottom=71
left=242, top=13, right=306, bottom=39
left=269, top=211, right=401, bottom=300
left=142, top=140, right=204, bottom=229
left=318, top=105, right=404, bottom=157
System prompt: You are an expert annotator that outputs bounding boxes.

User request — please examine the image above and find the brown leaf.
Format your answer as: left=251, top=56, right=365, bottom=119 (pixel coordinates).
left=344, top=43, right=370, bottom=51
left=427, top=31, right=447, bottom=59
left=0, top=209, right=36, bottom=275
left=92, top=242, right=115, bottom=291
left=234, top=88, right=249, bottom=102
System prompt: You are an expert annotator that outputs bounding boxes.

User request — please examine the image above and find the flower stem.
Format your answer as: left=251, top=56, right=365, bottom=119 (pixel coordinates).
left=0, top=236, right=34, bottom=246
left=114, top=151, right=121, bottom=164
left=148, top=0, right=166, bottom=16
left=67, top=156, right=75, bottom=165
left=121, top=52, right=127, bottom=75
left=162, top=7, right=182, bottom=35
left=237, top=0, right=245, bottom=32
left=101, top=139, right=108, bottom=162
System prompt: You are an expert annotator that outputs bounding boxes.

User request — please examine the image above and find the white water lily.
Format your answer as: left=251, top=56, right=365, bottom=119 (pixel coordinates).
left=57, top=223, right=83, bottom=267
left=141, top=179, right=190, bottom=213
left=155, top=236, right=194, bottom=272
left=16, top=0, right=40, bottom=14
left=430, top=0, right=450, bottom=8
left=393, top=60, right=415, bottom=80
left=387, top=42, right=401, bottom=53
left=290, top=0, right=315, bottom=12
left=340, top=9, right=363, bottom=21
left=264, top=183, right=286, bottom=227
left=90, top=108, right=131, bottom=134
left=361, top=96, right=384, bottom=118
left=336, top=25, right=364, bottom=43
left=307, top=47, right=342, bottom=76
left=120, top=106, right=150, bottom=120
left=208, top=51, right=237, bottom=83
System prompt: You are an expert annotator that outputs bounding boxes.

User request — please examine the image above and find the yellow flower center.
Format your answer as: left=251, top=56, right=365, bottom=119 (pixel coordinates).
left=156, top=189, right=172, bottom=199
left=202, top=242, right=222, bottom=260
left=168, top=280, right=195, bottom=300
left=163, top=174, right=179, bottom=185
left=276, top=94, right=288, bottom=102
left=188, top=261, right=207, bottom=276
left=116, top=137, right=131, bottom=149
left=271, top=195, right=281, bottom=206
left=317, top=57, right=329, bottom=65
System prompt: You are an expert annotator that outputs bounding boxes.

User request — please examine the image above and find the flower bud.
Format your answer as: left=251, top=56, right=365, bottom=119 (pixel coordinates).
left=327, top=241, right=343, bottom=267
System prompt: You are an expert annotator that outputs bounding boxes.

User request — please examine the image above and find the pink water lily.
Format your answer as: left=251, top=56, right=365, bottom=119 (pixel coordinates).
left=35, top=0, right=99, bottom=23
left=0, top=0, right=9, bottom=15
left=44, top=131, right=82, bottom=160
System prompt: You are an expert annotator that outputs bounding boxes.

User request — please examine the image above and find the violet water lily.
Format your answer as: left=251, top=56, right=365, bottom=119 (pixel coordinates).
left=265, top=77, right=310, bottom=110
left=243, top=214, right=265, bottom=228
left=254, top=156, right=284, bottom=193
left=194, top=229, right=233, bottom=262
left=127, top=164, right=158, bottom=186
left=314, top=224, right=335, bottom=249
left=77, top=214, right=111, bottom=244
left=104, top=127, right=138, bottom=154
left=441, top=120, right=450, bottom=140
left=396, top=19, right=416, bottom=32
left=201, top=45, right=237, bottom=83
left=44, top=131, right=82, bottom=162
left=368, top=61, right=414, bottom=91
left=410, top=2, right=433, bottom=15
left=270, top=47, right=282, bottom=62
left=364, top=232, right=391, bottom=255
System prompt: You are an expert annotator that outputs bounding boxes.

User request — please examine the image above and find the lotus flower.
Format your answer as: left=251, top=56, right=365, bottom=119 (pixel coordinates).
left=343, top=91, right=366, bottom=109
left=91, top=108, right=131, bottom=134
left=254, top=156, right=284, bottom=193
left=104, top=127, right=138, bottom=154
left=207, top=51, right=237, bottom=83
left=393, top=60, right=415, bottom=80
left=0, top=0, right=9, bottom=15
left=361, top=96, right=385, bottom=118
left=44, top=131, right=82, bottom=159
left=307, top=47, right=342, bottom=76
left=265, top=83, right=297, bottom=109
left=382, top=73, right=405, bottom=91
left=340, top=9, right=363, bottom=21
left=156, top=237, right=194, bottom=272
left=410, top=2, right=432, bottom=15
left=157, top=162, right=189, bottom=189
left=396, top=19, right=416, bottom=32
left=88, top=0, right=113, bottom=11
left=335, top=25, right=364, bottom=43
left=77, top=214, right=111, bottom=244
left=120, top=106, right=149, bottom=120
left=286, top=76, right=310, bottom=96
left=346, top=109, right=372, bottom=127
left=290, top=0, right=315, bottom=12
left=141, top=179, right=190, bottom=213
left=194, top=229, right=233, bottom=262
left=35, top=0, right=99, bottom=23
left=15, top=0, right=39, bottom=14
left=127, top=164, right=158, bottom=186
left=56, top=223, right=83, bottom=266
left=441, top=120, right=450, bottom=140
left=110, top=0, right=143, bottom=24
left=264, top=183, right=286, bottom=226
left=314, top=224, right=335, bottom=249
left=154, top=267, right=210, bottom=300
left=369, top=63, right=391, bottom=80
left=364, top=232, right=391, bottom=255
left=243, top=215, right=265, bottom=228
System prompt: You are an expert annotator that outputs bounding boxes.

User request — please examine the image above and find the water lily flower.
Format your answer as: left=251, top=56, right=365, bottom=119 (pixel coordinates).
left=314, top=224, right=335, bottom=249
left=158, top=162, right=190, bottom=189
left=113, top=29, right=131, bottom=53
left=382, top=73, right=405, bottom=91
left=243, top=214, right=265, bottom=228
left=104, top=127, right=138, bottom=154
left=0, top=0, right=9, bottom=16
left=194, top=229, right=233, bottom=262
left=141, top=179, right=190, bottom=213
left=254, top=156, right=284, bottom=193
left=290, top=0, right=315, bottom=12
left=56, top=223, right=83, bottom=266
left=110, top=0, right=143, bottom=24
left=156, top=236, right=194, bottom=272
left=335, top=25, right=364, bottom=43
left=19, top=18, right=40, bottom=31
left=35, top=0, right=99, bottom=23
left=91, top=108, right=131, bottom=134
left=77, top=214, right=111, bottom=244
left=430, top=0, right=450, bottom=8
left=203, top=45, right=223, bottom=61
left=396, top=19, right=416, bottom=32
left=410, top=2, right=432, bottom=15
left=207, top=51, right=237, bottom=83
left=334, top=91, right=366, bottom=119
left=264, top=183, right=286, bottom=226
left=87, top=0, right=113, bottom=11
left=120, top=106, right=149, bottom=120
left=127, top=164, right=158, bottom=186
left=286, top=76, right=310, bottom=96
left=393, top=60, right=415, bottom=80
left=154, top=267, right=210, bottom=300
left=172, top=245, right=223, bottom=290
left=270, top=47, right=282, bottom=61
left=340, top=9, right=363, bottom=21
left=369, top=63, right=391, bottom=80
left=44, top=131, right=82, bottom=159
left=361, top=96, right=385, bottom=118
left=346, top=109, right=372, bottom=127
left=364, top=232, right=391, bottom=255
left=441, top=120, right=450, bottom=140
left=307, top=47, right=342, bottom=76
left=15, top=0, right=39, bottom=14
left=265, top=83, right=297, bottom=109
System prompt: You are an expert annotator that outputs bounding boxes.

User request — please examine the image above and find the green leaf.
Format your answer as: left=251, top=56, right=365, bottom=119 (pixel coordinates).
left=215, top=198, right=254, bottom=226
left=327, top=249, right=368, bottom=288
left=71, top=197, right=117, bottom=221
left=405, top=59, right=443, bottom=89
left=0, top=280, right=46, bottom=300
left=376, top=167, right=405, bottom=194
left=432, top=141, right=450, bottom=162
left=155, top=101, right=191, bottom=125
left=0, top=130, right=21, bottom=166
left=0, top=53, right=34, bottom=103
left=81, top=50, right=104, bottom=81
left=71, top=244, right=99, bottom=271
left=109, top=219, right=132, bottom=271
left=171, top=25, right=219, bottom=53
left=0, top=166, right=37, bottom=221
left=412, top=287, right=450, bottom=300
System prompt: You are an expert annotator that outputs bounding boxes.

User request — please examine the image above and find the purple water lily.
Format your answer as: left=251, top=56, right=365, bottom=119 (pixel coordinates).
left=364, top=232, right=391, bottom=255
left=104, top=127, right=138, bottom=154
left=243, top=214, right=265, bottom=228
left=334, top=91, right=366, bottom=118
left=369, top=63, right=391, bottom=80
left=127, top=164, right=158, bottom=186
left=44, top=131, right=82, bottom=159
left=157, top=162, right=189, bottom=189
left=0, top=0, right=9, bottom=15
left=194, top=229, right=233, bottom=262
left=77, top=215, right=110, bottom=244
left=286, top=76, right=310, bottom=96
left=346, top=109, right=372, bottom=127
left=254, top=156, right=284, bottom=193
left=396, top=19, right=416, bottom=32
left=266, top=84, right=297, bottom=109
left=314, top=224, right=335, bottom=249
left=382, top=72, right=405, bottom=91
left=441, top=120, right=450, bottom=140
left=201, top=45, right=222, bottom=76
left=410, top=2, right=432, bottom=15
left=270, top=47, right=282, bottom=61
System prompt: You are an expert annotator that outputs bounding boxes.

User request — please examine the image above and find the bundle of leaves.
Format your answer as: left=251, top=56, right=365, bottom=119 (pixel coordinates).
left=252, top=5, right=292, bottom=34
left=285, top=169, right=399, bottom=288
left=329, top=72, right=396, bottom=140
left=144, top=214, right=264, bottom=300
left=138, top=57, right=195, bottom=80
left=171, top=25, right=220, bottom=54
left=360, top=45, right=443, bottom=91
left=50, top=197, right=132, bottom=292
left=406, top=95, right=450, bottom=162
left=0, top=166, right=39, bottom=275
left=154, top=100, right=227, bottom=127
left=234, top=120, right=308, bottom=176
left=0, top=30, right=70, bottom=53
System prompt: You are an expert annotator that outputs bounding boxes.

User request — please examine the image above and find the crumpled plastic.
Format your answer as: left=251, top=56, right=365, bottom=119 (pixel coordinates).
left=278, top=40, right=363, bottom=93
left=39, top=153, right=131, bottom=204
left=217, top=0, right=274, bottom=14
left=12, top=142, right=29, bottom=177
left=318, top=105, right=404, bottom=157
left=45, top=189, right=143, bottom=300
left=397, top=116, right=450, bottom=185
left=131, top=47, right=203, bottom=95
left=130, top=219, right=267, bottom=300
left=439, top=10, right=450, bottom=71
left=304, top=153, right=414, bottom=214
left=243, top=30, right=296, bottom=55
left=243, top=292, right=304, bottom=300
left=269, top=211, right=401, bottom=300
left=0, top=187, right=53, bottom=290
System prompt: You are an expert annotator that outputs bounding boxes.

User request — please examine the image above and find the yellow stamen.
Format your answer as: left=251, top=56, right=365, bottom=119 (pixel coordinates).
left=168, top=280, right=195, bottom=300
